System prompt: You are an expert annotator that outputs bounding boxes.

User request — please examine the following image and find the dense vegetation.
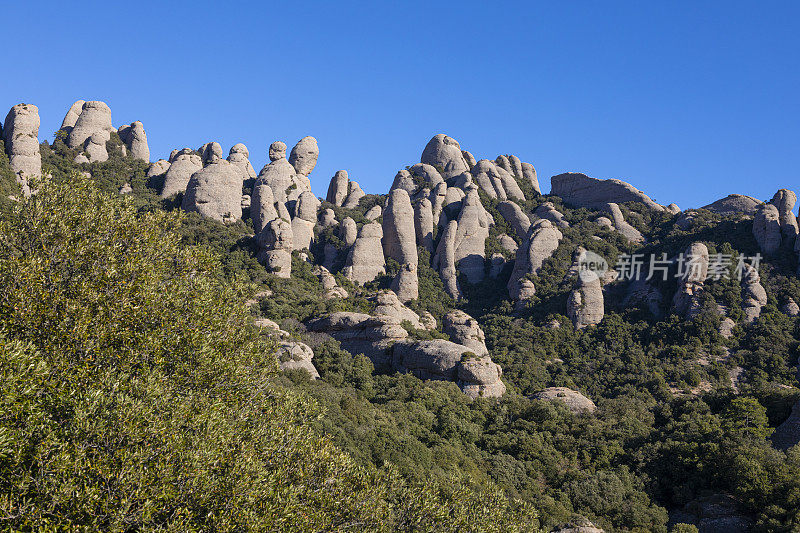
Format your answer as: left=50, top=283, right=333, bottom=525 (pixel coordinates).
left=3, top=140, right=800, bottom=531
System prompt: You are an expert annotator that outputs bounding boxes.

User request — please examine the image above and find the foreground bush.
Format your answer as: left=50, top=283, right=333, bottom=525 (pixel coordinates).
left=0, top=175, right=538, bottom=531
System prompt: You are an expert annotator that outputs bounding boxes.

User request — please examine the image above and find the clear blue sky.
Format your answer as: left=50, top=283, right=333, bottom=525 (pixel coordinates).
left=3, top=1, right=798, bottom=210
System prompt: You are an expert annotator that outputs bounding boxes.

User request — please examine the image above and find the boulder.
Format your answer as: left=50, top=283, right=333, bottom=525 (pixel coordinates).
left=551, top=518, right=604, bottom=533
left=782, top=298, right=799, bottom=317
left=83, top=130, right=110, bottom=162
left=392, top=339, right=467, bottom=381
left=3, top=103, right=41, bottom=195
left=752, top=203, right=782, bottom=255
left=340, top=217, right=358, bottom=247
left=161, top=149, right=202, bottom=198
left=227, top=143, right=257, bottom=180
left=289, top=136, right=319, bottom=176
left=269, top=141, right=286, bottom=161
left=665, top=203, right=681, bottom=214
left=182, top=160, right=243, bottom=222
left=200, top=142, right=223, bottom=165
left=567, top=269, right=604, bottom=328
left=326, top=170, right=349, bottom=206
left=365, top=205, right=382, bottom=220
left=551, top=172, right=663, bottom=211
left=719, top=317, right=736, bottom=339
left=318, top=208, right=337, bottom=228
left=674, top=493, right=754, bottom=533
left=462, top=150, right=477, bottom=168
left=534, top=202, right=569, bottom=228
left=420, top=134, right=469, bottom=179
left=408, top=163, right=444, bottom=193
left=390, top=263, right=419, bottom=303
left=307, top=311, right=408, bottom=369
left=257, top=218, right=293, bottom=278
left=457, top=352, right=505, bottom=399
left=442, top=310, right=488, bottom=356
left=343, top=223, right=385, bottom=283
left=453, top=188, right=490, bottom=283
left=313, top=265, right=348, bottom=299
left=118, top=121, right=149, bottom=162
left=250, top=181, right=280, bottom=233
left=497, top=234, right=518, bottom=254
left=277, top=340, right=319, bottom=379
left=702, top=194, right=763, bottom=215
left=256, top=157, right=296, bottom=203
left=623, top=278, right=664, bottom=318
left=521, top=162, right=540, bottom=194
left=372, top=290, right=423, bottom=328
left=531, top=387, right=596, bottom=414
left=67, top=101, right=114, bottom=150
left=391, top=169, right=416, bottom=196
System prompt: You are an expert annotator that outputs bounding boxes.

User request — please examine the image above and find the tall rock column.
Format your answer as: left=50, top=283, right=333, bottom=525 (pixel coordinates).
left=753, top=203, right=782, bottom=255
left=383, top=189, right=418, bottom=301
left=3, top=103, right=41, bottom=196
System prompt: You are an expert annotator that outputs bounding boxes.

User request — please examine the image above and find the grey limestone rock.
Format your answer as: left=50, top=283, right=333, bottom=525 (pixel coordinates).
left=531, top=387, right=597, bottom=414
left=289, top=136, right=319, bottom=176
left=551, top=172, right=663, bottom=211
left=3, top=103, right=41, bottom=195
left=343, top=222, right=385, bottom=283
left=420, top=134, right=469, bottom=179
left=181, top=160, right=243, bottom=222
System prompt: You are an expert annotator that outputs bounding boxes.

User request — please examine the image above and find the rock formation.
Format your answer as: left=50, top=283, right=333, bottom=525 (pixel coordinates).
left=531, top=387, right=597, bottom=414
left=551, top=172, right=663, bottom=211
left=497, top=201, right=531, bottom=239
left=3, top=103, right=41, bottom=195
left=312, top=266, right=348, bottom=299
left=442, top=310, right=488, bottom=356
left=433, top=219, right=461, bottom=299
left=453, top=188, right=490, bottom=283
left=269, top=141, right=286, bottom=161
left=414, top=197, right=434, bottom=252
left=383, top=189, right=418, bottom=266
left=673, top=242, right=709, bottom=318
left=702, top=194, right=763, bottom=215
left=117, top=121, right=149, bottom=162
left=257, top=218, right=293, bottom=278
left=289, top=136, right=319, bottom=176
left=604, top=203, right=643, bottom=243
left=773, top=399, right=800, bottom=450
left=256, top=150, right=297, bottom=203
left=740, top=263, right=767, bottom=323
left=326, top=170, right=350, bottom=206
left=147, top=159, right=170, bottom=178
left=181, top=159, right=243, bottom=222
left=534, top=202, right=569, bottom=228
left=83, top=131, right=110, bottom=162
left=567, top=269, right=604, bottom=328
left=67, top=101, right=114, bottom=150
left=290, top=191, right=320, bottom=250
left=343, top=222, right=385, bottom=283
left=752, top=203, right=782, bottom=255
left=59, top=100, right=85, bottom=134
left=277, top=340, right=319, bottom=378
left=470, top=159, right=525, bottom=201
left=508, top=220, right=563, bottom=301
left=770, top=189, right=799, bottom=239
left=161, top=149, right=202, bottom=198
left=342, top=181, right=365, bottom=209
left=420, top=134, right=469, bottom=179
left=227, top=143, right=257, bottom=180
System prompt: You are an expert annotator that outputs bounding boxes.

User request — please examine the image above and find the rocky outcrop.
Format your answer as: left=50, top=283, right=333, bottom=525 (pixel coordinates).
left=269, top=141, right=286, bottom=161
left=567, top=270, right=604, bottom=328
left=508, top=220, right=563, bottom=300
left=326, top=170, right=349, bottom=206
left=462, top=150, right=477, bottom=168
left=521, top=162, right=540, bottom=194
left=59, top=100, right=85, bottom=134
left=307, top=311, right=408, bottom=369
left=433, top=219, right=461, bottom=299
left=277, top=340, right=319, bottom=379
left=289, top=136, right=319, bottom=176
left=497, top=200, right=531, bottom=239
left=227, top=143, right=257, bottom=180
left=343, top=223, right=385, bottom=283
left=457, top=352, right=505, bottom=399
left=372, top=290, right=424, bottom=328
left=782, top=298, right=799, bottom=316
left=470, top=159, right=525, bottom=201
left=604, top=203, right=643, bottom=243
left=312, top=266, right=348, bottom=299
left=256, top=153, right=297, bottom=203
left=147, top=159, right=170, bottom=178
left=182, top=160, right=243, bottom=222
left=257, top=217, right=293, bottom=278
left=770, top=189, right=799, bottom=239
left=340, top=217, right=358, bottom=247
left=551, top=172, right=663, bottom=211
left=414, top=197, right=434, bottom=252
left=383, top=189, right=418, bottom=266
left=673, top=242, right=709, bottom=318
left=3, top=103, right=41, bottom=195
left=290, top=191, right=320, bottom=251
left=342, top=181, right=365, bottom=209
left=623, top=278, right=664, bottom=318
left=318, top=208, right=337, bottom=228
left=773, top=400, right=800, bottom=450
left=67, top=101, right=114, bottom=150
left=430, top=182, right=447, bottom=224
left=408, top=163, right=444, bottom=195
left=752, top=203, right=782, bottom=255
left=83, top=131, right=111, bottom=162
left=497, top=234, right=518, bottom=254
left=251, top=181, right=280, bottom=233
left=420, top=134, right=469, bottom=179
left=117, top=121, right=149, bottom=162
left=551, top=518, right=604, bottom=532
left=391, top=262, right=418, bottom=302
left=702, top=194, right=763, bottom=215
left=453, top=188, right=490, bottom=283
left=740, top=263, right=767, bottom=323
left=442, top=310, right=488, bottom=356
left=161, top=149, right=202, bottom=198
left=364, top=205, right=381, bottom=220
left=531, top=387, right=596, bottom=414
left=534, top=202, right=569, bottom=228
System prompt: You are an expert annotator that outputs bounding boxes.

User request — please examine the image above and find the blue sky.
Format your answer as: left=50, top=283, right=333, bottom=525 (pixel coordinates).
left=3, top=1, right=798, bottom=209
